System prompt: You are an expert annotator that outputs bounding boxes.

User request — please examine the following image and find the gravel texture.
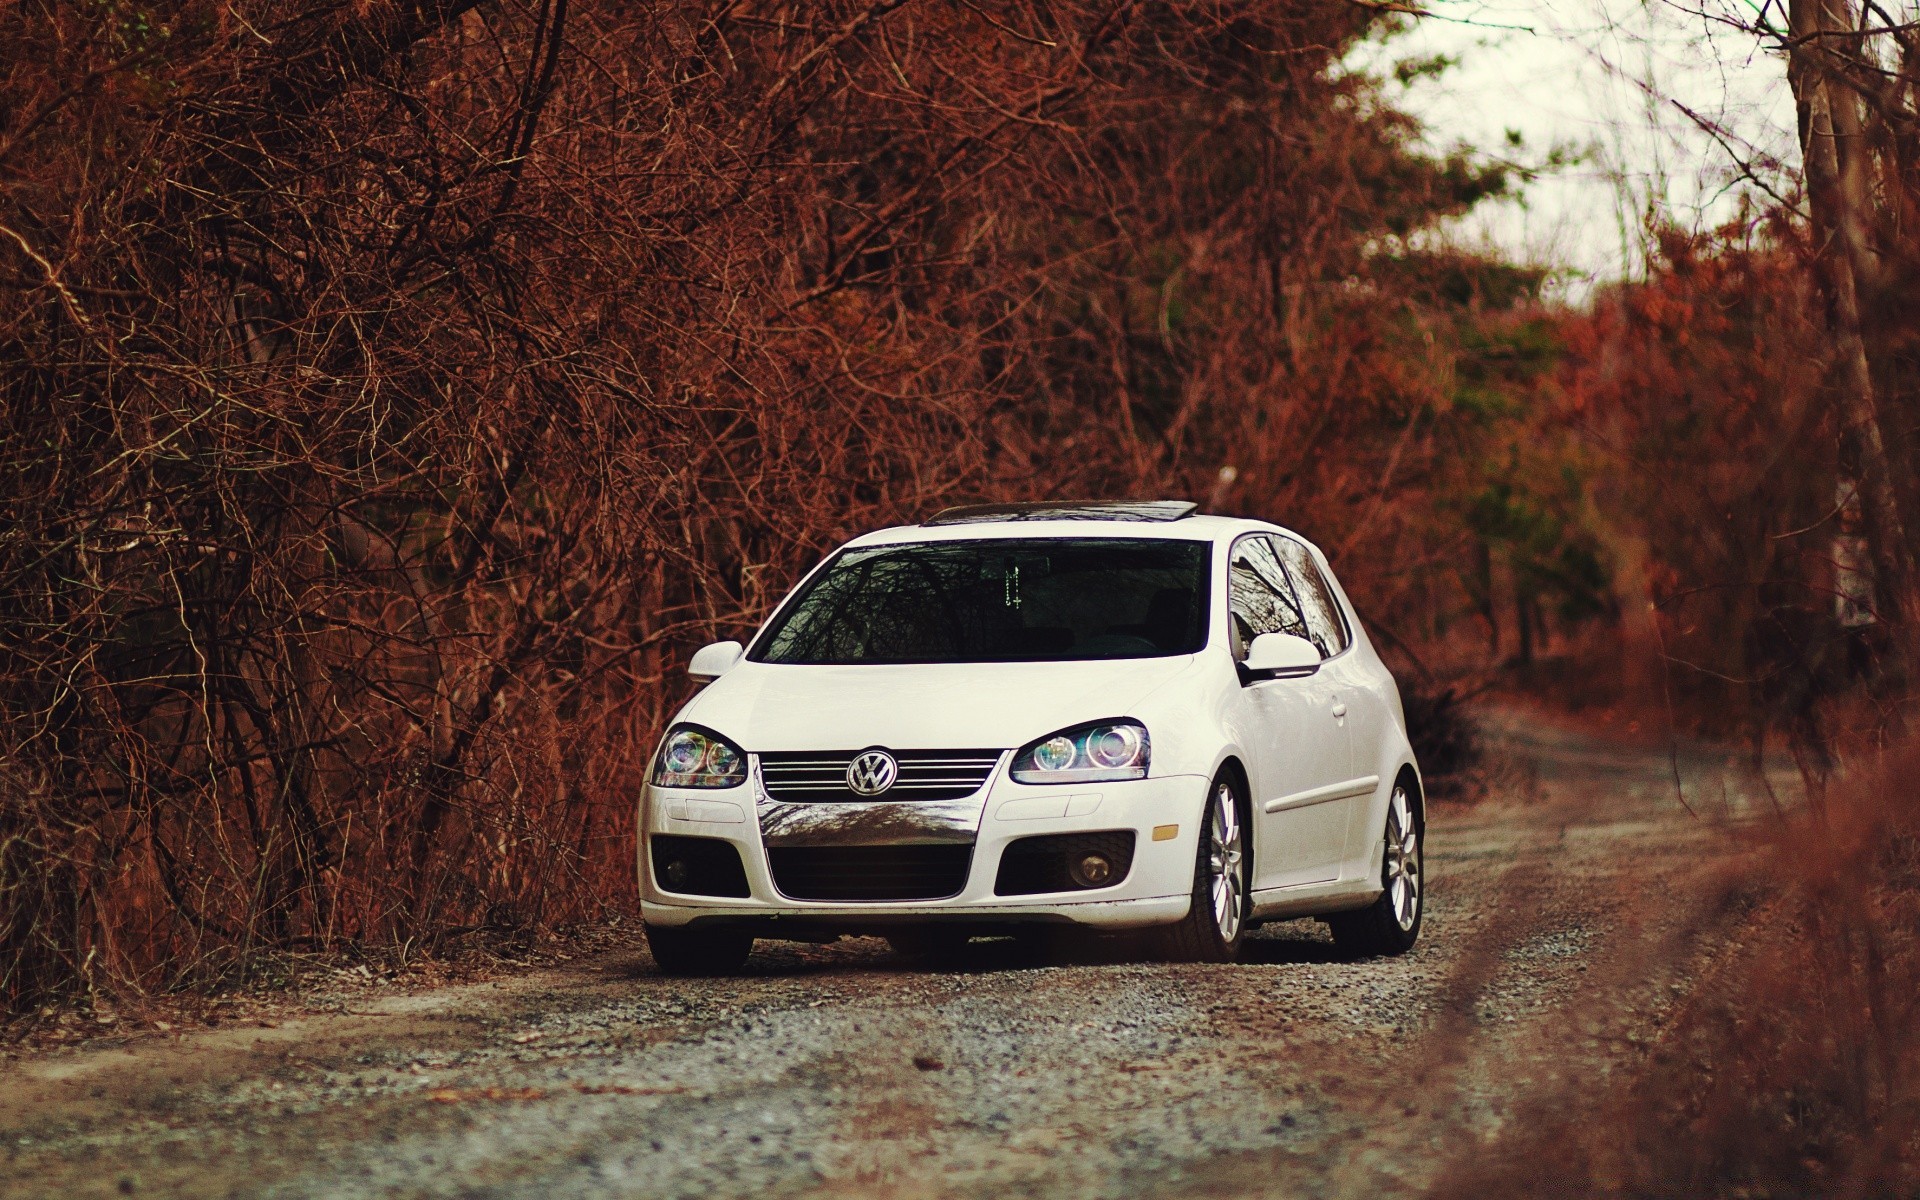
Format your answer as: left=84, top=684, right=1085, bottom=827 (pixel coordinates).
left=0, top=716, right=1787, bottom=1199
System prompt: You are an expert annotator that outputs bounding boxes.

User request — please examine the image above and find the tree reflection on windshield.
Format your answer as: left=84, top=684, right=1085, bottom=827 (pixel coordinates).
left=752, top=539, right=1211, bottom=665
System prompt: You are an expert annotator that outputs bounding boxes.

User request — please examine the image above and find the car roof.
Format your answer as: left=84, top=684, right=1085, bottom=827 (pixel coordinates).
left=845, top=511, right=1312, bottom=551
left=923, top=499, right=1198, bottom=526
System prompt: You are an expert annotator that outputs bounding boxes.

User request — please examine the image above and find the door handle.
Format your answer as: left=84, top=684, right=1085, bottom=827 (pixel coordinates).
left=1331, top=702, right=1348, bottom=718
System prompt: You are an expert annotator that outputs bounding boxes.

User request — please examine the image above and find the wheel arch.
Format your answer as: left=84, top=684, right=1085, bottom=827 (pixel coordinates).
left=1393, top=762, right=1425, bottom=834
left=1212, top=755, right=1255, bottom=875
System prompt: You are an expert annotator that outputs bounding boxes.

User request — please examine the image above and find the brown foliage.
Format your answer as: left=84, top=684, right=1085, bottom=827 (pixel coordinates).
left=1530, top=0, right=1920, bottom=761
left=1563, top=230, right=1834, bottom=717
left=0, top=0, right=1550, bottom=1013
left=1561, top=218, right=1914, bottom=779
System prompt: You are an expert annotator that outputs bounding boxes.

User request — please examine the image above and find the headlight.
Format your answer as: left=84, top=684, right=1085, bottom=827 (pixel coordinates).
left=651, top=725, right=747, bottom=789
left=1010, top=720, right=1150, bottom=784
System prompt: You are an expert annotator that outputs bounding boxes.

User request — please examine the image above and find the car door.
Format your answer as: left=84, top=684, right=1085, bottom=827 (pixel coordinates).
left=1272, top=535, right=1384, bottom=872
left=1225, top=534, right=1353, bottom=890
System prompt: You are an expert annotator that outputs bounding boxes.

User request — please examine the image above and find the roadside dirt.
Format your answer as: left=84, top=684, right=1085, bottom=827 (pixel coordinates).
left=0, top=717, right=1789, bottom=1199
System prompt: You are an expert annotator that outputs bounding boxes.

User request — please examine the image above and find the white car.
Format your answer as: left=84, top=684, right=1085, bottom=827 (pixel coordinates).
left=639, top=501, right=1424, bottom=972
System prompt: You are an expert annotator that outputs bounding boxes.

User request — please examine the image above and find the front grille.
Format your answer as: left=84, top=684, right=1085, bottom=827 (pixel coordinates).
left=758, top=749, right=1001, bottom=803
left=768, top=844, right=974, bottom=901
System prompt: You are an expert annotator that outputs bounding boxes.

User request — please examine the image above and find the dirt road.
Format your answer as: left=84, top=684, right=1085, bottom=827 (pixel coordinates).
left=0, top=717, right=1785, bottom=1199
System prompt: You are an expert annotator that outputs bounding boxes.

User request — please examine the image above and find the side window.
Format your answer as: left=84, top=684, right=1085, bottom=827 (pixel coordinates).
left=1227, top=536, right=1309, bottom=659
left=1274, top=537, right=1351, bottom=657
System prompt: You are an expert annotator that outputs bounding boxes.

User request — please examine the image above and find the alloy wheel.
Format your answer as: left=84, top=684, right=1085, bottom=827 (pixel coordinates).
left=1384, top=785, right=1421, bottom=931
left=1209, top=783, right=1245, bottom=942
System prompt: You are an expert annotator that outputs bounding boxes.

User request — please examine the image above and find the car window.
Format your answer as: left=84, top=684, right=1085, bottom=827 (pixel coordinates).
left=1273, top=536, right=1351, bottom=656
left=1227, top=536, right=1310, bottom=659
left=750, top=538, right=1211, bottom=665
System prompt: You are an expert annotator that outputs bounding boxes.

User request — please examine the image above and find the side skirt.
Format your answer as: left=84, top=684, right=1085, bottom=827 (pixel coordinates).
left=1248, top=880, right=1382, bottom=921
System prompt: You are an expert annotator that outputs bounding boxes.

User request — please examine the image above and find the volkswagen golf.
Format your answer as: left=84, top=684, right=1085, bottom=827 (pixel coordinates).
left=639, top=501, right=1424, bottom=972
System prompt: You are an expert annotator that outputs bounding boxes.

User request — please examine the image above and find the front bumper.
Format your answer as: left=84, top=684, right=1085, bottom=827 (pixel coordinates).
left=638, top=770, right=1208, bottom=932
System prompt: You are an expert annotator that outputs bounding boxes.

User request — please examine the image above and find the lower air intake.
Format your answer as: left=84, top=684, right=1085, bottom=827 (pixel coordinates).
left=767, top=844, right=974, bottom=902
left=650, top=835, right=752, bottom=898
left=995, top=830, right=1137, bottom=896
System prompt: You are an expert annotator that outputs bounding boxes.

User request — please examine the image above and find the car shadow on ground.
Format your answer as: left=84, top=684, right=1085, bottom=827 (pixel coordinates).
left=1237, top=930, right=1348, bottom=965
left=620, top=923, right=1352, bottom=979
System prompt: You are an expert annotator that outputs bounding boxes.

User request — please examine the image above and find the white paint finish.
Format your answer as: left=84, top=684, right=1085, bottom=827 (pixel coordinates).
left=1248, top=878, right=1383, bottom=920
left=1243, top=631, right=1322, bottom=675
left=1222, top=531, right=1354, bottom=890
left=687, top=639, right=743, bottom=681
left=996, top=795, right=1070, bottom=821
left=669, top=799, right=746, bottom=824
left=1329, top=672, right=1402, bottom=874
left=645, top=773, right=1207, bottom=917
left=1263, top=775, right=1381, bottom=814
left=993, top=793, right=1101, bottom=821
left=642, top=512, right=1420, bottom=933
left=645, top=892, right=1193, bottom=930
left=1236, top=671, right=1350, bottom=888
left=683, top=656, right=1196, bottom=754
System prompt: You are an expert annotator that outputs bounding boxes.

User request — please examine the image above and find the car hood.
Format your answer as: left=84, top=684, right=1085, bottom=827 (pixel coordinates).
left=680, top=656, right=1199, bottom=752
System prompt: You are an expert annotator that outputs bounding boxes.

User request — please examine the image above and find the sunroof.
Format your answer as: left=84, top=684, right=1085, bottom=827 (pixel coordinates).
left=923, top=500, right=1199, bottom=527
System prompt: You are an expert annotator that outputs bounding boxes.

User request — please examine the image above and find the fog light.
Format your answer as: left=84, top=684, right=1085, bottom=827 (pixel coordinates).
left=659, top=857, right=690, bottom=889
left=1070, top=852, right=1114, bottom=888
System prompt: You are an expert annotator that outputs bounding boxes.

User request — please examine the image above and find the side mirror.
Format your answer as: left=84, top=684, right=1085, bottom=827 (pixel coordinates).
left=1242, top=632, right=1322, bottom=679
left=688, top=640, right=744, bottom=682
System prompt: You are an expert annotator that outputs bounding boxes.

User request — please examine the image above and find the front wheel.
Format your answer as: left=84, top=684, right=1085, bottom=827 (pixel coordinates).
left=1328, top=781, right=1422, bottom=957
left=644, top=923, right=753, bottom=975
left=1156, top=774, right=1249, bottom=963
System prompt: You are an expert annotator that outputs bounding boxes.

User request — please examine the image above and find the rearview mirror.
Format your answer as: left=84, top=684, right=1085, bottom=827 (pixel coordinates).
left=1242, top=632, right=1321, bottom=679
left=688, top=640, right=744, bottom=682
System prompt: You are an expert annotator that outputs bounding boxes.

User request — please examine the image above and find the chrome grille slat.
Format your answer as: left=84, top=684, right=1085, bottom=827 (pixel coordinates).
left=758, top=748, right=1002, bottom=803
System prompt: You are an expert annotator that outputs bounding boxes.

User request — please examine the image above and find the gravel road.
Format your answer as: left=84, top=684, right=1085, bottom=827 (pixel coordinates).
left=0, top=716, right=1786, bottom=1199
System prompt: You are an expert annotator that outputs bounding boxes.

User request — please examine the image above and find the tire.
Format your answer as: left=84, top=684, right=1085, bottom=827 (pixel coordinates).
left=1328, top=779, right=1423, bottom=958
left=1156, top=773, right=1249, bottom=964
left=644, top=923, right=753, bottom=975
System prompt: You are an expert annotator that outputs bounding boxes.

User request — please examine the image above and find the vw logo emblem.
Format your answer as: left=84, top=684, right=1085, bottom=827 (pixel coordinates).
left=846, top=749, right=899, bottom=797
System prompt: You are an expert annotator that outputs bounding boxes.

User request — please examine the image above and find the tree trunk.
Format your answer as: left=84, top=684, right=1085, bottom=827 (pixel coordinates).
left=1515, top=586, right=1536, bottom=668
left=1818, top=0, right=1882, bottom=299
left=1788, top=0, right=1919, bottom=635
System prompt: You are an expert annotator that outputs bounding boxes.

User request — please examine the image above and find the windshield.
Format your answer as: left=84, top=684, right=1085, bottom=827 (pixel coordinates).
left=751, top=538, right=1212, bottom=665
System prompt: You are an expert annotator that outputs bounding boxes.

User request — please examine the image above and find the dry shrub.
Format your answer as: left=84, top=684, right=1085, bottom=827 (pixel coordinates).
left=0, top=1, right=1577, bottom=1015
left=1434, top=740, right=1920, bottom=1198
left=1561, top=222, right=1917, bottom=771
left=1399, top=680, right=1483, bottom=800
